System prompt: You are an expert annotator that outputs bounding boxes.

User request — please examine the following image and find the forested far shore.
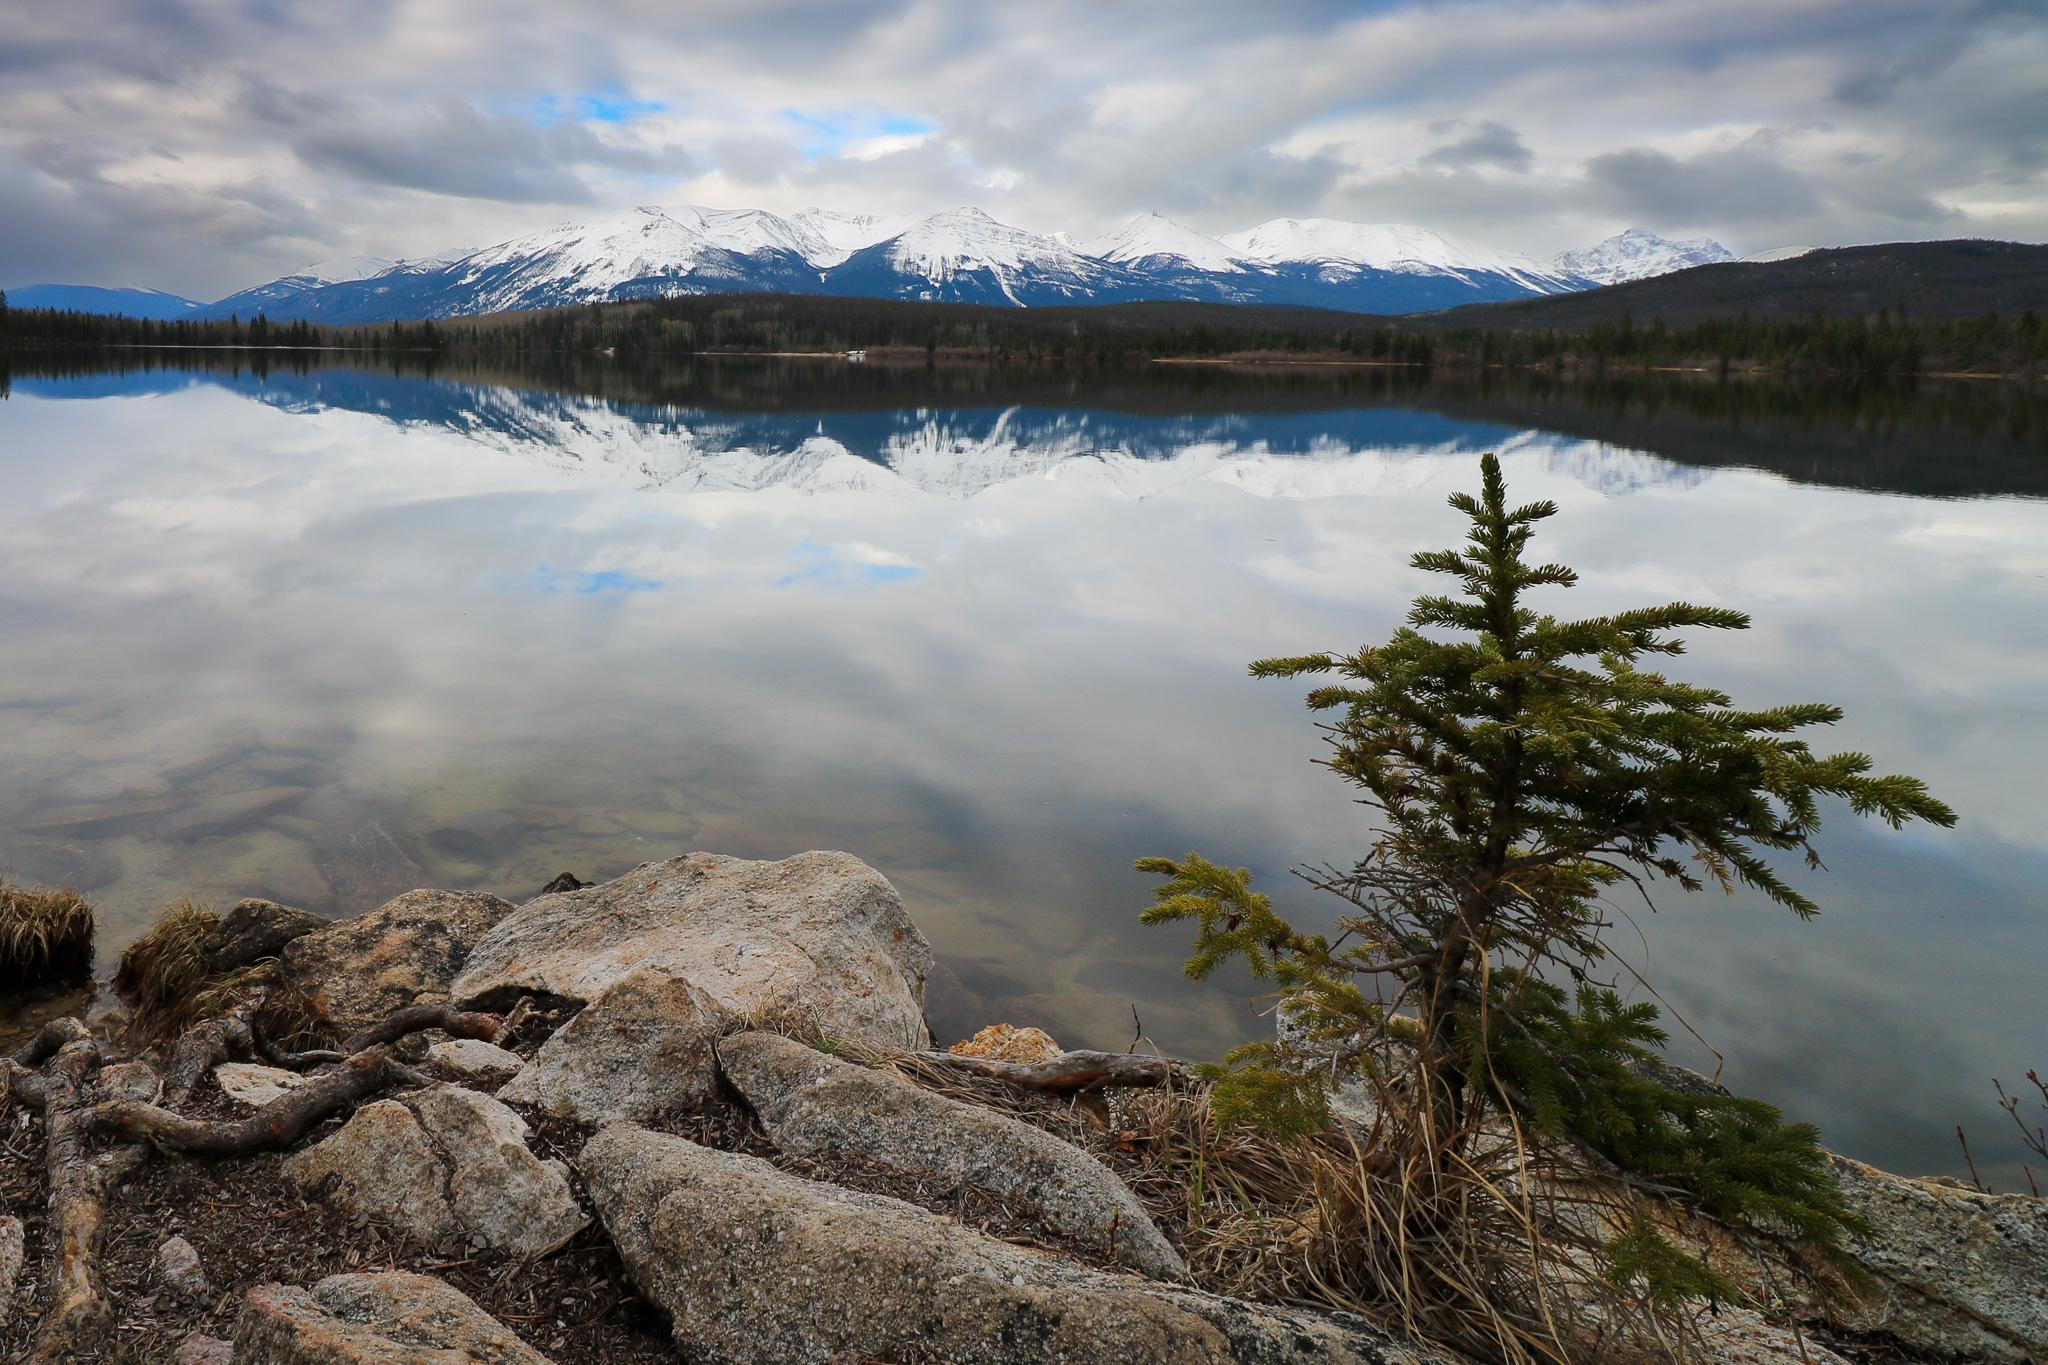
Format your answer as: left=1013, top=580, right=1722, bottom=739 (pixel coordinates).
left=2, top=289, right=2044, bottom=376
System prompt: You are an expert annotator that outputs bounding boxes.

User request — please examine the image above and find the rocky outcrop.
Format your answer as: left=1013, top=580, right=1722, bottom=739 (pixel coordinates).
left=199, top=898, right=327, bottom=973
left=282, top=889, right=516, bottom=1034
left=451, top=852, right=932, bottom=1051
left=284, top=1084, right=586, bottom=1257
left=1829, top=1156, right=2048, bottom=1363
left=233, top=1271, right=552, bottom=1364
left=497, top=967, right=725, bottom=1123
left=581, top=1122, right=1420, bottom=1365
left=719, top=1029, right=1185, bottom=1278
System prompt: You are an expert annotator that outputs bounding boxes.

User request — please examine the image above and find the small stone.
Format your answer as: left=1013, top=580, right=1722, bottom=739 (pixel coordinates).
left=0, top=1215, right=25, bottom=1321
left=156, top=1235, right=211, bottom=1300
left=173, top=1333, right=234, bottom=1365
left=426, top=1037, right=525, bottom=1080
left=98, top=1060, right=160, bottom=1102
left=215, top=1062, right=309, bottom=1107
left=948, top=1022, right=1063, bottom=1064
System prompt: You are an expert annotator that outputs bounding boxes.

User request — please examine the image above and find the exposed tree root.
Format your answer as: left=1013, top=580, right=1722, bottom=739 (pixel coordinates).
left=909, top=1048, right=1173, bottom=1093
left=3, top=992, right=535, bottom=1359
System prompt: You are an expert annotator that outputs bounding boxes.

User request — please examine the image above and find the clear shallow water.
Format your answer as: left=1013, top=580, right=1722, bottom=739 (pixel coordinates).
left=2, top=356, right=2044, bottom=1184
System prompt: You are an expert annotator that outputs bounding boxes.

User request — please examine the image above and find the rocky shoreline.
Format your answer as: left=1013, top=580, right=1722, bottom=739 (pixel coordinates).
left=3, top=850, right=2044, bottom=1364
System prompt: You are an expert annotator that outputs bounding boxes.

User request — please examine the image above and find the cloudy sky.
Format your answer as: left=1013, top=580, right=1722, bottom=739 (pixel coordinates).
left=4, top=0, right=2045, bottom=299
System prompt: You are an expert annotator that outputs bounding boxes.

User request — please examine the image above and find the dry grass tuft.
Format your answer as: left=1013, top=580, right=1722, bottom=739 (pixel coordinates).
left=113, top=898, right=332, bottom=1051
left=0, top=876, right=95, bottom=991
left=854, top=1042, right=1736, bottom=1365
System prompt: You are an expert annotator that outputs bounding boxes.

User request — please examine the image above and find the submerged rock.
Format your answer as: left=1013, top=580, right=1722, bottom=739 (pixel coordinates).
left=282, top=888, right=516, bottom=1034
left=498, top=966, right=725, bottom=1123
left=234, top=1271, right=552, bottom=1364
left=161, top=786, right=313, bottom=841
left=284, top=1085, right=586, bottom=1257
left=582, top=1122, right=1417, bottom=1365
left=719, top=1029, right=1185, bottom=1278
left=452, top=851, right=933, bottom=1051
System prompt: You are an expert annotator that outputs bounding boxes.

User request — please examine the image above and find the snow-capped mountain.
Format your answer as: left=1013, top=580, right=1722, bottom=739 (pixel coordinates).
left=2, top=284, right=202, bottom=319
left=1076, top=213, right=1249, bottom=273
left=1551, top=229, right=1735, bottom=286
left=192, top=205, right=1605, bottom=323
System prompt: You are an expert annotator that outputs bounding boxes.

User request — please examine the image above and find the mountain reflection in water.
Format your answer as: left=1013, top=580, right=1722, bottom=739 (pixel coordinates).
left=1, top=351, right=2043, bottom=1189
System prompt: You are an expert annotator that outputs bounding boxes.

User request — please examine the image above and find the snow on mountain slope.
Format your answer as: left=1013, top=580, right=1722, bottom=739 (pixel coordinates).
left=1078, top=213, right=1248, bottom=272
left=1552, top=229, right=1734, bottom=285
left=297, top=257, right=401, bottom=284
left=845, top=207, right=1138, bottom=305
left=1220, top=218, right=1575, bottom=291
left=790, top=208, right=923, bottom=262
left=1742, top=245, right=1819, bottom=264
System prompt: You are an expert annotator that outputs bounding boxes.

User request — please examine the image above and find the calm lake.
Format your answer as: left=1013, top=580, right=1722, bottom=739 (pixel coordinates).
left=3, top=352, right=2044, bottom=1185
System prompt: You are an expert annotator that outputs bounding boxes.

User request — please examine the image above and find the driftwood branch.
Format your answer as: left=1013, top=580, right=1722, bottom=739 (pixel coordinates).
left=911, top=1049, right=1173, bottom=1093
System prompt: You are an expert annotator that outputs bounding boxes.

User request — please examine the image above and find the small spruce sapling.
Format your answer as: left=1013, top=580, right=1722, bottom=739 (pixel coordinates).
left=1141, top=452, right=1955, bottom=1293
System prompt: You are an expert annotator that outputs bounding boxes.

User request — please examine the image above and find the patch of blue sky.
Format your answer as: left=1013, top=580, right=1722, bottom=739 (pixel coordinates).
left=776, top=539, right=924, bottom=588
left=521, top=88, right=667, bottom=127
left=522, top=564, right=665, bottom=594
left=782, top=109, right=936, bottom=159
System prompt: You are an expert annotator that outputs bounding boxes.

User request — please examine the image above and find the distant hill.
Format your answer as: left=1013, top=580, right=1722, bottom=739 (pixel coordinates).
left=2, top=284, right=202, bottom=320
left=1414, top=239, right=2048, bottom=330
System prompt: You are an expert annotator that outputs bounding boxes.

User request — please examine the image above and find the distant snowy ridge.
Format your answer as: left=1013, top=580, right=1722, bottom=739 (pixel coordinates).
left=189, top=212, right=1751, bottom=326
left=1552, top=229, right=1735, bottom=286
left=199, top=205, right=1600, bottom=323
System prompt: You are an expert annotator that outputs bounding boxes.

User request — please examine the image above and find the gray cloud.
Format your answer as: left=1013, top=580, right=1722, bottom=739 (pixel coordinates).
left=0, top=0, right=2042, bottom=295
left=1419, top=120, right=1532, bottom=173
left=1585, top=144, right=1825, bottom=228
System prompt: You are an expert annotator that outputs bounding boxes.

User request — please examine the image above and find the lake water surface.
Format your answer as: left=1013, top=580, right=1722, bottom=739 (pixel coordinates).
left=3, top=353, right=2044, bottom=1184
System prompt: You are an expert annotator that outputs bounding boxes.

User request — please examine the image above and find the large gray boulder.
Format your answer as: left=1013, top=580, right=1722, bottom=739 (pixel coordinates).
left=452, top=851, right=933, bottom=1051
left=283, top=889, right=516, bottom=1034
left=1829, top=1156, right=2048, bottom=1362
left=284, top=1085, right=586, bottom=1257
left=719, top=1029, right=1185, bottom=1278
left=233, top=1270, right=551, bottom=1363
left=582, top=1123, right=1422, bottom=1365
left=497, top=966, right=725, bottom=1124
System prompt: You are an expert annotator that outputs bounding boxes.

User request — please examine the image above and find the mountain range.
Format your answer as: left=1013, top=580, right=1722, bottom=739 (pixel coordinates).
left=8, top=211, right=1741, bottom=324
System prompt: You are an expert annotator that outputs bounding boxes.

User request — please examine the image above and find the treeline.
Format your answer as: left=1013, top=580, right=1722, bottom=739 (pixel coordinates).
left=4, top=286, right=2045, bottom=375
left=1438, top=309, right=2048, bottom=375
left=375, top=294, right=1436, bottom=365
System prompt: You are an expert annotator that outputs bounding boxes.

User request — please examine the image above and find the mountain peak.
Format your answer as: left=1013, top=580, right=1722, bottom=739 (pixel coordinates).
left=1553, top=229, right=1734, bottom=285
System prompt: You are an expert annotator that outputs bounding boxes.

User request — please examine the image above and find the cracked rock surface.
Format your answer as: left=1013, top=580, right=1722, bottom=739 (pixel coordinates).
left=719, top=1029, right=1186, bottom=1278
left=284, top=1084, right=587, bottom=1257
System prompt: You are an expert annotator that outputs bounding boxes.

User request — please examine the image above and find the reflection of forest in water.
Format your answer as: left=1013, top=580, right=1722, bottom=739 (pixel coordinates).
left=7, top=348, right=2046, bottom=498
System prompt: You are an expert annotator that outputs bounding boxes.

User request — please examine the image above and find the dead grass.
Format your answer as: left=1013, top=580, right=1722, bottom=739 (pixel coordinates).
left=111, top=898, right=331, bottom=1051
left=857, top=1043, right=1741, bottom=1365
left=0, top=876, right=95, bottom=992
